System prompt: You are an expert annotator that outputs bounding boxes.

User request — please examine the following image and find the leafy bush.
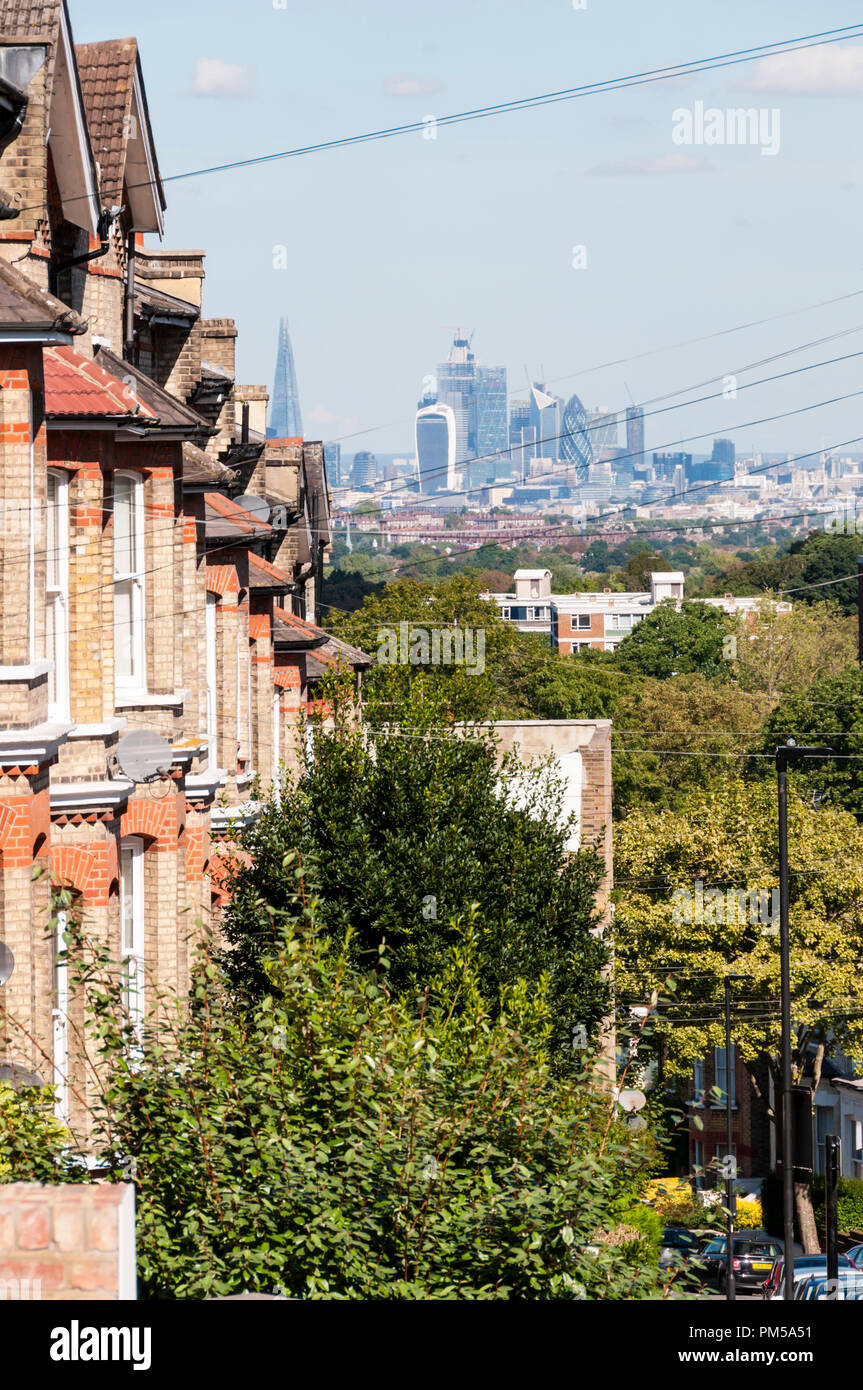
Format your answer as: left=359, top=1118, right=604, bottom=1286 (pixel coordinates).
left=0, top=1084, right=74, bottom=1183
left=735, top=1197, right=763, bottom=1230
left=812, top=1176, right=863, bottom=1234
left=53, top=898, right=671, bottom=1301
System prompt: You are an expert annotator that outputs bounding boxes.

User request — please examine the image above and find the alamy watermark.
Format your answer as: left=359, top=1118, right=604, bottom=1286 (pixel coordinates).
left=0, top=1277, right=42, bottom=1300
left=671, top=879, right=778, bottom=934
left=672, top=100, right=781, bottom=157
left=376, top=623, right=486, bottom=676
left=821, top=497, right=863, bottom=536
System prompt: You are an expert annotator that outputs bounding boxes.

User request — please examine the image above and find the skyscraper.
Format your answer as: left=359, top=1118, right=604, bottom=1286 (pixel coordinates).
left=351, top=451, right=377, bottom=488
left=529, top=384, right=561, bottom=462
left=324, top=442, right=342, bottom=487
left=475, top=365, right=509, bottom=479
left=415, top=402, right=457, bottom=494
left=430, top=334, right=507, bottom=490
left=625, top=405, right=645, bottom=475
left=436, top=335, right=476, bottom=469
left=586, top=408, right=618, bottom=458
left=560, top=393, right=594, bottom=482
left=268, top=317, right=303, bottom=439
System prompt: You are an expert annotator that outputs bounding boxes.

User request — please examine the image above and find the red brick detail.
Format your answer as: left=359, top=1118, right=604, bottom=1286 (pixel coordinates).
left=120, top=794, right=182, bottom=847
left=205, top=563, right=240, bottom=596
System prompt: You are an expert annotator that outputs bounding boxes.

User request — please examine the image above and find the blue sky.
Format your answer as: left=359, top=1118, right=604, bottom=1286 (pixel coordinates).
left=72, top=0, right=863, bottom=459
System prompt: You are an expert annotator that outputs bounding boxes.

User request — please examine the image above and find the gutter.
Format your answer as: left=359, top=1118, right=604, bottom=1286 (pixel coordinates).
left=49, top=208, right=119, bottom=297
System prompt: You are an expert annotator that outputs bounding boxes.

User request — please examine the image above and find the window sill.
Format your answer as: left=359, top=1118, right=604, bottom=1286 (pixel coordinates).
left=115, top=689, right=190, bottom=709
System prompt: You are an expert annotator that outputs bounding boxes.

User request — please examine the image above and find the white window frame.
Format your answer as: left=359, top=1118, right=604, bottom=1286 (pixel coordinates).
left=273, top=684, right=282, bottom=797
left=113, top=472, right=146, bottom=698
left=205, top=592, right=218, bottom=759
left=46, top=470, right=70, bottom=720
left=713, top=1045, right=737, bottom=1108
left=576, top=613, right=591, bottom=630
left=120, top=837, right=145, bottom=1037
left=693, top=1057, right=705, bottom=1106
left=52, top=907, right=69, bottom=1124
left=693, top=1138, right=705, bottom=1189
left=847, top=1117, right=863, bottom=1179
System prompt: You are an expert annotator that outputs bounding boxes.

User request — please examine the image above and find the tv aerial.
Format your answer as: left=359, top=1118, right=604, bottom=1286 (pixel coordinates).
left=114, top=729, right=174, bottom=784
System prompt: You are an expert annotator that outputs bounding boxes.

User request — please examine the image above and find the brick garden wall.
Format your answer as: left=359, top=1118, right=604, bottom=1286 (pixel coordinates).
left=0, top=1182, right=136, bottom=1300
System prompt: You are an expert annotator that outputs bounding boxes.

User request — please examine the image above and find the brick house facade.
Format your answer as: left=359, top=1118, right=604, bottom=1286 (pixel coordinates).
left=0, top=0, right=368, bottom=1128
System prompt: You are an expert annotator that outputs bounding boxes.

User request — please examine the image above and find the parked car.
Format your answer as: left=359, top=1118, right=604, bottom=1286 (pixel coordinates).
left=761, top=1254, right=855, bottom=1300
left=795, top=1271, right=863, bottom=1300
left=697, top=1232, right=782, bottom=1291
left=844, top=1243, right=863, bottom=1269
left=659, top=1226, right=701, bottom=1274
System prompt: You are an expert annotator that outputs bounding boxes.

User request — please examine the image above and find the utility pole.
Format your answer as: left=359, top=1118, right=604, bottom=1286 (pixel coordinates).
left=723, top=974, right=745, bottom=1302
left=825, top=1135, right=840, bottom=1285
left=776, top=739, right=832, bottom=1298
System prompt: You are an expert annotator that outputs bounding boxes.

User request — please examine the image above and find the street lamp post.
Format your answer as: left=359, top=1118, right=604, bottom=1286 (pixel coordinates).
left=776, top=739, right=831, bottom=1300
left=724, top=973, right=746, bottom=1302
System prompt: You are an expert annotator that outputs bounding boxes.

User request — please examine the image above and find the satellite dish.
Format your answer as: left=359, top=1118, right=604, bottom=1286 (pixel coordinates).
left=233, top=494, right=271, bottom=525
left=0, top=940, right=13, bottom=986
left=617, top=1088, right=647, bottom=1113
left=116, top=729, right=173, bottom=783
left=626, top=1114, right=647, bottom=1134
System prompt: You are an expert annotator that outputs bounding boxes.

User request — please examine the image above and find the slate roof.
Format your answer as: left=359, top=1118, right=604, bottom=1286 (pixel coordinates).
left=204, top=491, right=272, bottom=541
left=270, top=608, right=371, bottom=669
left=0, top=255, right=86, bottom=335
left=93, top=345, right=212, bottom=434
left=271, top=605, right=328, bottom=650
left=134, top=282, right=199, bottom=323
left=306, top=634, right=373, bottom=675
left=247, top=553, right=293, bottom=590
left=44, top=345, right=156, bottom=418
left=181, top=441, right=234, bottom=486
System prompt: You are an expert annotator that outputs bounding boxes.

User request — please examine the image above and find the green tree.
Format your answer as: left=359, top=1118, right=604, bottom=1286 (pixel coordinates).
left=728, top=599, right=855, bottom=704
left=614, top=778, right=863, bottom=1246
left=221, top=686, right=610, bottom=1057
left=613, top=601, right=729, bottom=680
left=327, top=573, right=520, bottom=720
left=759, top=664, right=863, bottom=818
left=612, top=674, right=771, bottom=817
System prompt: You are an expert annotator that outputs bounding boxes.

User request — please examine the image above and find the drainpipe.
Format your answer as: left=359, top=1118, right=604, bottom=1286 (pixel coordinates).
left=49, top=208, right=118, bottom=298
left=124, top=228, right=137, bottom=362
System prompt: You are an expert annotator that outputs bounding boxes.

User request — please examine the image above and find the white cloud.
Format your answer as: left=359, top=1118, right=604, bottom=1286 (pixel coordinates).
left=308, top=404, right=339, bottom=426
left=587, top=154, right=714, bottom=176
left=191, top=57, right=253, bottom=99
left=385, top=75, right=443, bottom=97
left=742, top=45, right=863, bottom=95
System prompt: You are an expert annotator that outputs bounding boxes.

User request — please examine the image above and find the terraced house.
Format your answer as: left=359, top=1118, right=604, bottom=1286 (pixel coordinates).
left=0, top=0, right=367, bottom=1129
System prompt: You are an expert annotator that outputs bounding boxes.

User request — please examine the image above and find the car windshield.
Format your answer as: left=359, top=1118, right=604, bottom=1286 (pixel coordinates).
left=702, top=1240, right=724, bottom=1255
left=664, top=1230, right=697, bottom=1248
left=740, top=1242, right=778, bottom=1258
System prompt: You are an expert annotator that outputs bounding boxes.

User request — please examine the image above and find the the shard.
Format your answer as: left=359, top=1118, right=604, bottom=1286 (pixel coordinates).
left=267, top=317, right=303, bottom=439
